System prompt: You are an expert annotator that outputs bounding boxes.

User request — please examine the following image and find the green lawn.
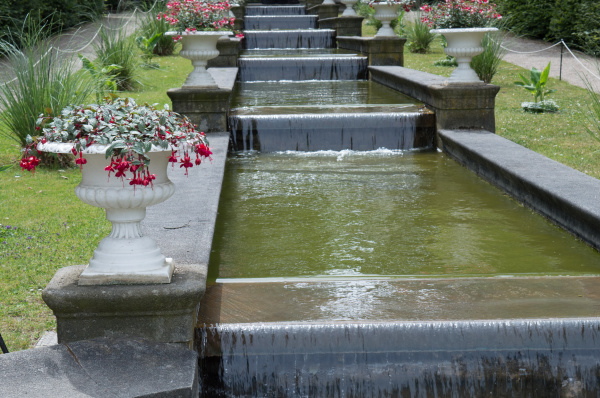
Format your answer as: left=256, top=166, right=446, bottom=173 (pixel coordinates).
left=1, top=31, right=599, bottom=351
left=403, top=39, right=599, bottom=179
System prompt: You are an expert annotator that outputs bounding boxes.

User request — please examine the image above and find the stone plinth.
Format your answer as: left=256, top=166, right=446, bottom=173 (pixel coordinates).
left=318, top=16, right=363, bottom=37
left=307, top=4, right=340, bottom=20
left=337, top=36, right=406, bottom=66
left=42, top=264, right=207, bottom=348
left=167, top=67, right=238, bottom=133
left=208, top=37, right=241, bottom=68
left=369, top=66, right=500, bottom=132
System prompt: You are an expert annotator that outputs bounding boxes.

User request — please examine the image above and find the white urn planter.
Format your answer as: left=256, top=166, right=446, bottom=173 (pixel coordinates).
left=39, top=143, right=177, bottom=285
left=340, top=0, right=358, bottom=16
left=167, top=31, right=233, bottom=89
left=371, top=3, right=398, bottom=37
left=431, top=27, right=498, bottom=83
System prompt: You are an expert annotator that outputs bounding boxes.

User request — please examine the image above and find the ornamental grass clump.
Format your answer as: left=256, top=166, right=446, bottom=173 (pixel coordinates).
left=0, top=15, right=95, bottom=153
left=158, top=0, right=242, bottom=38
left=420, top=0, right=502, bottom=29
left=21, top=97, right=212, bottom=187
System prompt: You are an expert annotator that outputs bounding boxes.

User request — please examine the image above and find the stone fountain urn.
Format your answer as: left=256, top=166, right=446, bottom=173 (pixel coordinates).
left=39, top=143, right=176, bottom=286
left=371, top=2, right=399, bottom=37
left=340, top=0, right=358, bottom=16
left=431, top=27, right=498, bottom=83
left=167, top=31, right=233, bottom=89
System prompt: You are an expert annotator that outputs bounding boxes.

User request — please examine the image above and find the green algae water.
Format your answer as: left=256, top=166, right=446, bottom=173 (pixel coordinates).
left=209, top=151, right=600, bottom=280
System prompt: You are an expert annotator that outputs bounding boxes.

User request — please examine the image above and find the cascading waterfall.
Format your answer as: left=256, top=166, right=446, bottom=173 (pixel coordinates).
left=243, top=30, right=335, bottom=50
left=229, top=113, right=428, bottom=151
left=237, top=57, right=368, bottom=81
left=244, top=5, right=306, bottom=15
left=198, top=319, right=600, bottom=397
left=244, top=15, right=317, bottom=30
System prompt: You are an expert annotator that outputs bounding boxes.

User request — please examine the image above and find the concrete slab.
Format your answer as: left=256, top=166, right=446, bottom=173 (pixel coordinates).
left=0, top=338, right=198, bottom=398
left=198, top=275, right=600, bottom=324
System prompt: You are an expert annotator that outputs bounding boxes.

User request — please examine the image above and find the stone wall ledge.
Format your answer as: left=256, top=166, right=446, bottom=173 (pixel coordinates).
left=369, top=65, right=499, bottom=131
left=168, top=68, right=238, bottom=132
left=338, top=37, right=406, bottom=67
left=439, top=129, right=600, bottom=250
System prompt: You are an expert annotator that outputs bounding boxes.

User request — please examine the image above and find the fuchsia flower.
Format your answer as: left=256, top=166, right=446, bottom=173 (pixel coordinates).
left=23, top=97, right=212, bottom=188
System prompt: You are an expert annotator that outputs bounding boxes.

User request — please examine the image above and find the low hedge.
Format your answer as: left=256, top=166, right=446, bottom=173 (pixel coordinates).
left=497, top=0, right=600, bottom=55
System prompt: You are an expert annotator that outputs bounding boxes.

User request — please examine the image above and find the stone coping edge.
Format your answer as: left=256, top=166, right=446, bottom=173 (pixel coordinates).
left=142, top=132, right=230, bottom=266
left=0, top=338, right=198, bottom=398
left=438, top=129, right=600, bottom=251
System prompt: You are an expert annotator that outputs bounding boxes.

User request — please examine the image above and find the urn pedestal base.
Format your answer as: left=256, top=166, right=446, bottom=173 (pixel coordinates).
left=43, top=263, right=207, bottom=348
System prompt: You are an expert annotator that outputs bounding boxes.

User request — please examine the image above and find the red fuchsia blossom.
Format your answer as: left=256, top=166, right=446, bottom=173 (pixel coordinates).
left=22, top=97, right=212, bottom=187
left=19, top=156, right=40, bottom=172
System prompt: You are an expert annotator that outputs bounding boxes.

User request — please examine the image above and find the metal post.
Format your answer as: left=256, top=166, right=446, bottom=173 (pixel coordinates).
left=0, top=332, right=8, bottom=354
left=560, top=40, right=563, bottom=81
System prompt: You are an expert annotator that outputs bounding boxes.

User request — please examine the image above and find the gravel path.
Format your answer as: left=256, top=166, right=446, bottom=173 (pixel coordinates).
left=0, top=11, right=142, bottom=85
left=501, top=33, right=600, bottom=93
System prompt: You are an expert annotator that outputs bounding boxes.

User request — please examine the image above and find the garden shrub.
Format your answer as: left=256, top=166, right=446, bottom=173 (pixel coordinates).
left=572, top=0, right=600, bottom=54
left=546, top=0, right=580, bottom=44
left=495, top=0, right=554, bottom=39
left=496, top=0, right=600, bottom=55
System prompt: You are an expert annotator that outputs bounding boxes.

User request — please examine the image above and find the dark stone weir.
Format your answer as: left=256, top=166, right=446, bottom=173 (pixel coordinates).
left=197, top=319, right=600, bottom=397
left=244, top=15, right=317, bottom=30
left=243, top=29, right=335, bottom=49
left=229, top=111, right=435, bottom=151
left=237, top=56, right=368, bottom=81
left=244, top=5, right=306, bottom=16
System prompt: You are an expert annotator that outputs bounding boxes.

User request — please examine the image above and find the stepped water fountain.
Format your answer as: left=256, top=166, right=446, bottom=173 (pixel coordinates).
left=191, top=3, right=600, bottom=396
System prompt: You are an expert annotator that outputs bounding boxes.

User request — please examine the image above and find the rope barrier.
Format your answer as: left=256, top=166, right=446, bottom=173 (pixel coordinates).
left=500, top=40, right=563, bottom=54
left=560, top=40, right=600, bottom=82
left=499, top=37, right=600, bottom=84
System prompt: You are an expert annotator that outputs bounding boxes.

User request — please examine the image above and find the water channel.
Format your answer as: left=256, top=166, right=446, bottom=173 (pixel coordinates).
left=198, top=3, right=600, bottom=396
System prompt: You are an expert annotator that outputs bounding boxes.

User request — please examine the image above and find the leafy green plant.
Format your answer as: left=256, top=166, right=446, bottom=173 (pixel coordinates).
left=515, top=62, right=557, bottom=103
left=0, top=165, right=12, bottom=172
left=136, top=33, right=163, bottom=68
left=433, top=55, right=458, bottom=67
left=470, top=30, right=506, bottom=83
left=405, top=17, right=436, bottom=53
left=93, top=25, right=139, bottom=91
left=78, top=54, right=121, bottom=102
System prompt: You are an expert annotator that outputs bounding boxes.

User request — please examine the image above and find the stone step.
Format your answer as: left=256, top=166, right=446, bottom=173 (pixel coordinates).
left=195, top=276, right=600, bottom=396
left=244, top=15, right=317, bottom=30
left=237, top=55, right=368, bottom=81
left=244, top=5, right=307, bottom=16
